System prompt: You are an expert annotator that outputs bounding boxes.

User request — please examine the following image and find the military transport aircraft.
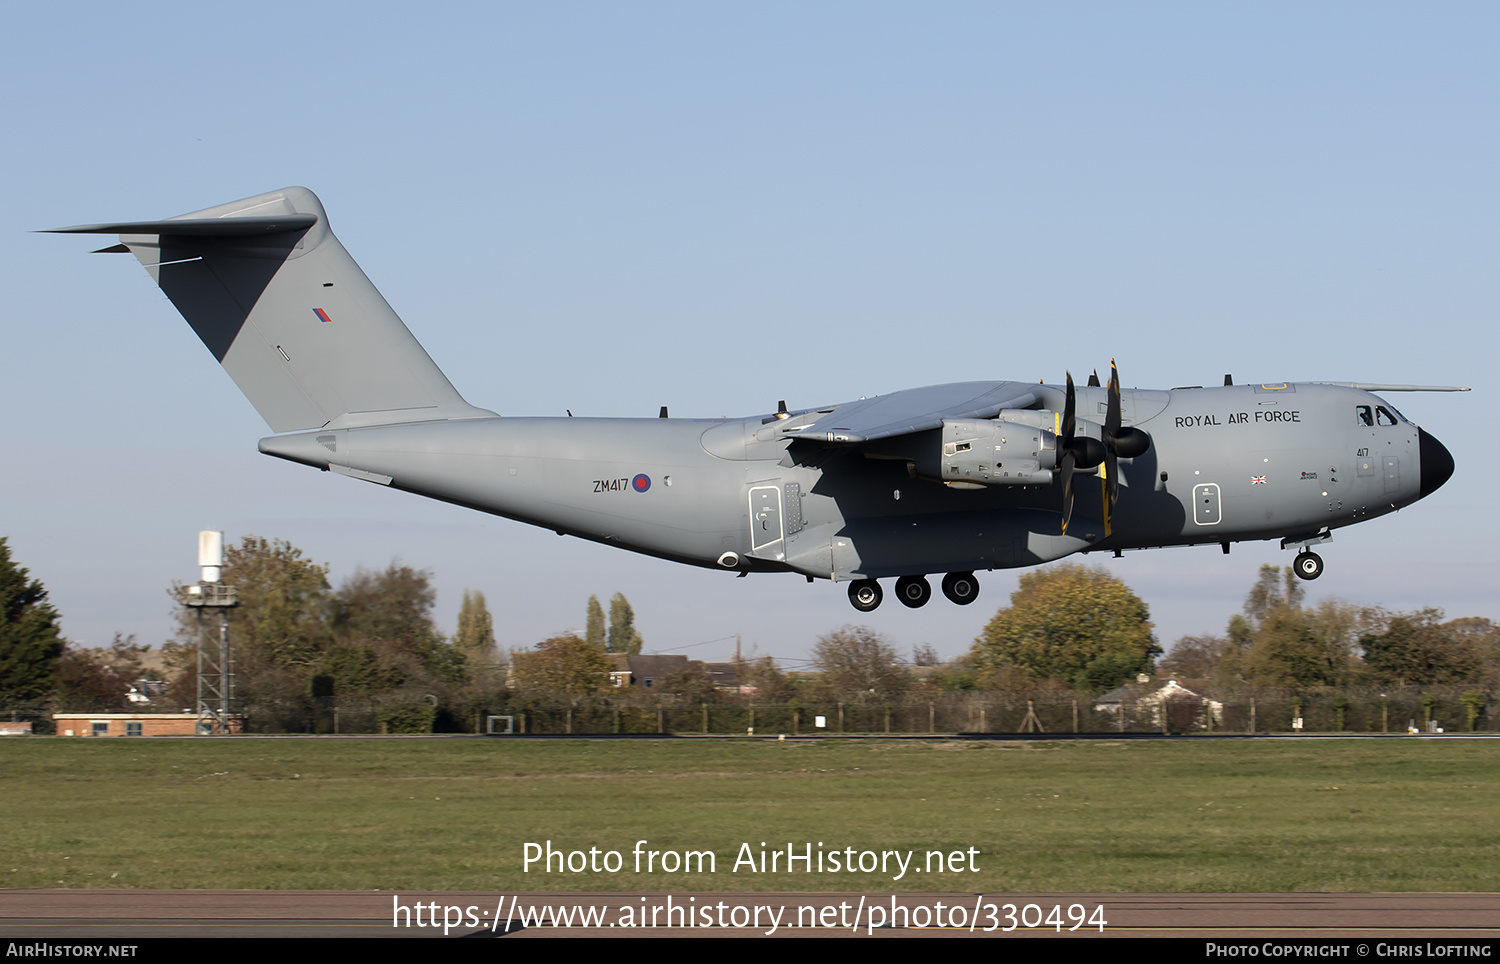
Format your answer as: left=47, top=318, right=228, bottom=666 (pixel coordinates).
left=48, top=187, right=1462, bottom=612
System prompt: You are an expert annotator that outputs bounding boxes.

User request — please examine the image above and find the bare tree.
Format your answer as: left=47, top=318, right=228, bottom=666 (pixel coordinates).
left=813, top=625, right=910, bottom=701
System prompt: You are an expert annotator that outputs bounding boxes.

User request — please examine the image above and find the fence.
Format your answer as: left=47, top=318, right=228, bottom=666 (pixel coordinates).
left=213, top=688, right=1494, bottom=736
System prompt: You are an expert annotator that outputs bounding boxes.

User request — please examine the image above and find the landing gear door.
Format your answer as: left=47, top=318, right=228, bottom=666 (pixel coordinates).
left=749, top=485, right=785, bottom=559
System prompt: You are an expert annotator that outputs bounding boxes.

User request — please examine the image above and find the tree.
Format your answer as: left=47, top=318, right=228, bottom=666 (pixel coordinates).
left=608, top=593, right=643, bottom=655
left=170, top=539, right=479, bottom=728
left=178, top=536, right=333, bottom=670
left=971, top=564, right=1159, bottom=693
left=661, top=663, right=718, bottom=702
left=53, top=646, right=130, bottom=712
left=912, top=643, right=941, bottom=667
left=585, top=596, right=606, bottom=650
left=1243, top=564, right=1306, bottom=625
left=1238, top=607, right=1353, bottom=689
left=0, top=537, right=66, bottom=712
left=53, top=633, right=155, bottom=712
left=812, top=625, right=910, bottom=701
left=168, top=536, right=334, bottom=724
left=1158, top=635, right=1231, bottom=680
left=455, top=589, right=498, bottom=679
left=329, top=562, right=466, bottom=688
left=1361, top=610, right=1480, bottom=687
left=1445, top=617, right=1500, bottom=687
left=1218, top=565, right=1365, bottom=689
left=331, top=563, right=436, bottom=649
left=743, top=656, right=796, bottom=702
left=508, top=634, right=612, bottom=698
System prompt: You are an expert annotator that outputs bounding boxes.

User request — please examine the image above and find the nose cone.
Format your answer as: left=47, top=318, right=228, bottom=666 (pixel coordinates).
left=1418, top=428, right=1455, bottom=498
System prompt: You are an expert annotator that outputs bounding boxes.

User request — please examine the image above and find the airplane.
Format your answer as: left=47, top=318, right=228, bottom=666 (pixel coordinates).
left=47, top=187, right=1463, bottom=612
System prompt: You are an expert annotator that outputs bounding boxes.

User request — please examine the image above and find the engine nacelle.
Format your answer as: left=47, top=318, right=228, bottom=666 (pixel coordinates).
left=936, top=417, right=1058, bottom=487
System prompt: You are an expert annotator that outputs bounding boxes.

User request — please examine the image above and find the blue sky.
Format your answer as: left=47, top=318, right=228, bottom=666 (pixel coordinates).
left=4, top=2, right=1493, bottom=669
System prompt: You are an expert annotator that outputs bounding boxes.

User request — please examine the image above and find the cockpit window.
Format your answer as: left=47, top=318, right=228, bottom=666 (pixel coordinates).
left=1358, top=404, right=1404, bottom=427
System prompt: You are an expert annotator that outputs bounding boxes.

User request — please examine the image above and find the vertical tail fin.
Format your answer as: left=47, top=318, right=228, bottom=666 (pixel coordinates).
left=48, top=187, right=493, bottom=432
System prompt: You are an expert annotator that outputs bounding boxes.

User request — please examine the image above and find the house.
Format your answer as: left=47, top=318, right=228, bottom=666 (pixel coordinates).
left=1092, top=677, right=1222, bottom=730
left=607, top=654, right=692, bottom=689
left=606, top=655, right=744, bottom=692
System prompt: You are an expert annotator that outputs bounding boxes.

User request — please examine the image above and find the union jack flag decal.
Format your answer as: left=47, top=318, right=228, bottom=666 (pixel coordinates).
left=1251, top=476, right=1267, bottom=484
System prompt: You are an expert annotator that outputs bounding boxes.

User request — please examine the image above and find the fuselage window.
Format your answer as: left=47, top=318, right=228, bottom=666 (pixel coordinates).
left=1376, top=406, right=1398, bottom=427
left=1356, top=405, right=1373, bottom=427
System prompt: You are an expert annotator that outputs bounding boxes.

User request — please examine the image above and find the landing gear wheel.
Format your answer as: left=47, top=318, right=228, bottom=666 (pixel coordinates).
left=848, top=579, right=883, bottom=612
left=895, top=575, right=931, bottom=608
left=1293, top=551, right=1324, bottom=581
left=941, top=571, right=980, bottom=605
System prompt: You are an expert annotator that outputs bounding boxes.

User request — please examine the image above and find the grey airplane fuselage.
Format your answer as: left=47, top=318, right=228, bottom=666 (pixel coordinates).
left=258, top=379, right=1438, bottom=583
left=50, top=186, right=1456, bottom=604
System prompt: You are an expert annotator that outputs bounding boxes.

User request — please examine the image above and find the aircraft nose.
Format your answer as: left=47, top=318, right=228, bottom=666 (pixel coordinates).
left=1418, top=428, right=1455, bottom=498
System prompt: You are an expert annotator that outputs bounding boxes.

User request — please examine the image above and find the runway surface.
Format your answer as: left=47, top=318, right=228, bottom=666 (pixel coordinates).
left=3, top=889, right=1498, bottom=938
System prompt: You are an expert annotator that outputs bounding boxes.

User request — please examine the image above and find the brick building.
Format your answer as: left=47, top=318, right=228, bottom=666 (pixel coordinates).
left=52, top=713, right=214, bottom=736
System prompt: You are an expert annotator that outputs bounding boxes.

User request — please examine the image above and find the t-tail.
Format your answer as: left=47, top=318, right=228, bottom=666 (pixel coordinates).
left=47, top=187, right=494, bottom=432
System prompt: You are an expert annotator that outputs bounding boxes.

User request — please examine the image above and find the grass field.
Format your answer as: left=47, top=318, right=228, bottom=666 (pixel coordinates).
left=4, top=736, right=1497, bottom=893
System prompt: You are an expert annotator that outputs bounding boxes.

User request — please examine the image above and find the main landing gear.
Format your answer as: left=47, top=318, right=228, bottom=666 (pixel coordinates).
left=895, top=575, right=931, bottom=608
left=941, top=571, right=979, bottom=605
left=1293, top=551, right=1324, bottom=581
left=848, top=579, right=883, bottom=612
left=847, top=572, right=979, bottom=611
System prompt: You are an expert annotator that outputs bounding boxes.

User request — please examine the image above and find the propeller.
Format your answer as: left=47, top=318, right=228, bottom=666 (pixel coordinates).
left=1100, top=359, right=1152, bottom=535
left=1058, top=372, right=1104, bottom=534
left=1057, top=361, right=1151, bottom=535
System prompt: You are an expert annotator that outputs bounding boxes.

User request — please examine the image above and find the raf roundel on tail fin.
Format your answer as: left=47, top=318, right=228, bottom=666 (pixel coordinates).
left=46, top=187, right=494, bottom=432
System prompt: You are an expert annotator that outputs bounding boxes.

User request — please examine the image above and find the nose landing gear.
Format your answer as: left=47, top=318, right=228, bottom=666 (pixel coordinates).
left=1293, top=551, right=1324, bottom=581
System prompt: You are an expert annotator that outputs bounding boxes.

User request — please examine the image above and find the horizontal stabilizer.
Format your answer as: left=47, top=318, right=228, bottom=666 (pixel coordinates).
left=45, top=215, right=317, bottom=237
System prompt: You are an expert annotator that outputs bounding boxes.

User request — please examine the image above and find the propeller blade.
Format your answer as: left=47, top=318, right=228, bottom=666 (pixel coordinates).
left=1105, top=360, right=1122, bottom=436
left=1062, top=371, right=1076, bottom=441
left=1105, top=360, right=1122, bottom=508
left=1060, top=373, right=1077, bottom=534
left=1060, top=449, right=1076, bottom=535
left=1100, top=458, right=1112, bottom=538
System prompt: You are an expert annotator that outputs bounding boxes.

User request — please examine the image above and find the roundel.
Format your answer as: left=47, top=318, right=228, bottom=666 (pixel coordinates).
left=632, top=474, right=651, bottom=492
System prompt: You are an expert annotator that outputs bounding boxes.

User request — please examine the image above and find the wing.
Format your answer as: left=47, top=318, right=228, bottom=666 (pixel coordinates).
left=777, top=381, right=1040, bottom=443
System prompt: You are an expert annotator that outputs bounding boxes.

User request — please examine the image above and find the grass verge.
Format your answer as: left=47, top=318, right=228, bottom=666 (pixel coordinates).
left=4, top=737, right=1496, bottom=892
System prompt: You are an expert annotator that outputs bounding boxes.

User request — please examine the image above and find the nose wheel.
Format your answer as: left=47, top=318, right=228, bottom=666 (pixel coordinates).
left=1293, top=551, right=1324, bottom=581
